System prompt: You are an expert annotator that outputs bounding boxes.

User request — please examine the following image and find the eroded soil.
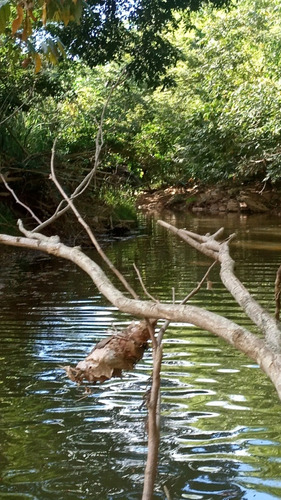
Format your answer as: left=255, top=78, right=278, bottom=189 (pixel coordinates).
left=136, top=183, right=281, bottom=215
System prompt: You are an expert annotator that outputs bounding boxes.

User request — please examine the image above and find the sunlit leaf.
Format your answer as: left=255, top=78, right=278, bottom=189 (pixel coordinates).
left=61, top=6, right=71, bottom=26
left=72, top=0, right=82, bottom=24
left=22, top=15, right=32, bottom=41
left=34, top=53, right=41, bottom=73
left=11, top=4, right=23, bottom=34
left=48, top=50, right=58, bottom=64
left=57, top=39, right=66, bottom=57
left=42, top=1, right=47, bottom=25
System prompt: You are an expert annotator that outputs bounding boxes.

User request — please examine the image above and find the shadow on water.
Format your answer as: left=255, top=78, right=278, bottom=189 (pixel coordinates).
left=1, top=212, right=281, bottom=499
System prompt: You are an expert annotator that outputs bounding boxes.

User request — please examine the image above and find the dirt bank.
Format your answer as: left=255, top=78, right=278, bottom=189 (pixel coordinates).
left=136, top=182, right=281, bottom=215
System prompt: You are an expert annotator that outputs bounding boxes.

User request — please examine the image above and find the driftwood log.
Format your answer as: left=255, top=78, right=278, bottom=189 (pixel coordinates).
left=64, top=320, right=156, bottom=384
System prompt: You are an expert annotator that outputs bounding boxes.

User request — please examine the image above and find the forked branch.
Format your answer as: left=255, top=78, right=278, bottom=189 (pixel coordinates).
left=158, top=220, right=281, bottom=350
left=1, top=228, right=281, bottom=400
left=32, top=70, right=127, bottom=234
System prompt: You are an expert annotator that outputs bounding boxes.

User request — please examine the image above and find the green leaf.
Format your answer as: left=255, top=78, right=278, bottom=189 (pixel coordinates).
left=72, top=0, right=82, bottom=24
left=0, top=1, right=10, bottom=33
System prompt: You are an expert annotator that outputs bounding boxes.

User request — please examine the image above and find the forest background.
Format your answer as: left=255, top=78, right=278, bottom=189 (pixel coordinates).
left=1, top=0, right=281, bottom=239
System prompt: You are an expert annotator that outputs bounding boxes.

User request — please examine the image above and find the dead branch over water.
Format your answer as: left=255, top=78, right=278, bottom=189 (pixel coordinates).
left=1, top=81, right=281, bottom=499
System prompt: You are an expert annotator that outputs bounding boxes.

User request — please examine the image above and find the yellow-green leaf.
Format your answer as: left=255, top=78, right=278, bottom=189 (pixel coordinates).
left=48, top=51, right=58, bottom=64
left=42, top=1, right=47, bottom=25
left=22, top=14, right=32, bottom=41
left=61, top=6, right=71, bottom=26
left=0, top=1, right=10, bottom=33
left=34, top=53, right=41, bottom=73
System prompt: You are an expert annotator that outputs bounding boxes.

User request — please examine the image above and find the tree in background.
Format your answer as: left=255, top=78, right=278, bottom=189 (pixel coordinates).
left=0, top=0, right=228, bottom=84
left=0, top=0, right=233, bottom=233
left=3, top=0, right=281, bottom=232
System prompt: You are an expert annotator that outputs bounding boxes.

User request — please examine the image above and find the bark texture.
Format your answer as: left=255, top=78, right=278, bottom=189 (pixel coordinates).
left=64, top=320, right=156, bottom=384
left=1, top=224, right=281, bottom=400
left=158, top=220, right=281, bottom=350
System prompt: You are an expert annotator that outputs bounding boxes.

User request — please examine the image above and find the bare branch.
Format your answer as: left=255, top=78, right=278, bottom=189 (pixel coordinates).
left=158, top=220, right=218, bottom=260
left=158, top=219, right=281, bottom=350
left=163, top=485, right=172, bottom=500
left=1, top=231, right=281, bottom=400
left=142, top=260, right=217, bottom=499
left=142, top=344, right=162, bottom=500
left=49, top=141, right=138, bottom=299
left=275, top=265, right=281, bottom=321
left=17, top=219, right=59, bottom=242
left=0, top=174, right=42, bottom=225
left=33, top=69, right=127, bottom=233
left=133, top=263, right=159, bottom=303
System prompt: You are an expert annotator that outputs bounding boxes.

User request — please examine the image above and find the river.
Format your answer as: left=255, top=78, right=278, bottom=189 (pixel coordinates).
left=0, top=212, right=281, bottom=499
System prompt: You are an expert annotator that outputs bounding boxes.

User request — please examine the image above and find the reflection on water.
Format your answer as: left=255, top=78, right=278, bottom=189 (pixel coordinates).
left=1, top=213, right=281, bottom=499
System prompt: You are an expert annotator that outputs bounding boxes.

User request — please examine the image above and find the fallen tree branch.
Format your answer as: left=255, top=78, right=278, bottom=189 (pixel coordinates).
left=1, top=229, right=281, bottom=400
left=158, top=220, right=281, bottom=350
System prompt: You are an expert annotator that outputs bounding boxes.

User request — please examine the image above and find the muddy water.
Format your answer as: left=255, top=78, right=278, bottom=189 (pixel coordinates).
left=1, top=213, right=281, bottom=499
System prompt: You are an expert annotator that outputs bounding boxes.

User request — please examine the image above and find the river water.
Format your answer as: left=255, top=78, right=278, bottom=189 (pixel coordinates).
left=1, top=212, right=281, bottom=500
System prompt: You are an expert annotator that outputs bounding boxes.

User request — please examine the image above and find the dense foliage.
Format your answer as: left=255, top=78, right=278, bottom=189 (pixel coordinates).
left=1, top=0, right=281, bottom=232
left=110, top=0, right=281, bottom=185
left=0, top=0, right=226, bottom=85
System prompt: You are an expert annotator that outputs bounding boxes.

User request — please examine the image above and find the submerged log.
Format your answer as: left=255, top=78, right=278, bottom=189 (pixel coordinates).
left=64, top=319, right=156, bottom=384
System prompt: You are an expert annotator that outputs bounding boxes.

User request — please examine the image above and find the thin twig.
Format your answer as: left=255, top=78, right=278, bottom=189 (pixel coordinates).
left=133, top=263, right=159, bottom=303
left=0, top=84, right=36, bottom=126
left=49, top=139, right=138, bottom=299
left=33, top=69, right=127, bottom=233
left=0, top=174, right=42, bottom=225
left=157, top=260, right=218, bottom=345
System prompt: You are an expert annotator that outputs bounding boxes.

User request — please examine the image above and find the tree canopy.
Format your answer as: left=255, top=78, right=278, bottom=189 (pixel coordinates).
left=0, top=0, right=228, bottom=84
left=2, top=0, right=281, bottom=233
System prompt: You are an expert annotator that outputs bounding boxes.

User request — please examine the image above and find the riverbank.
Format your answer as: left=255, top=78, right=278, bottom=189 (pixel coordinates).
left=136, top=182, right=281, bottom=216
left=1, top=181, right=280, bottom=245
